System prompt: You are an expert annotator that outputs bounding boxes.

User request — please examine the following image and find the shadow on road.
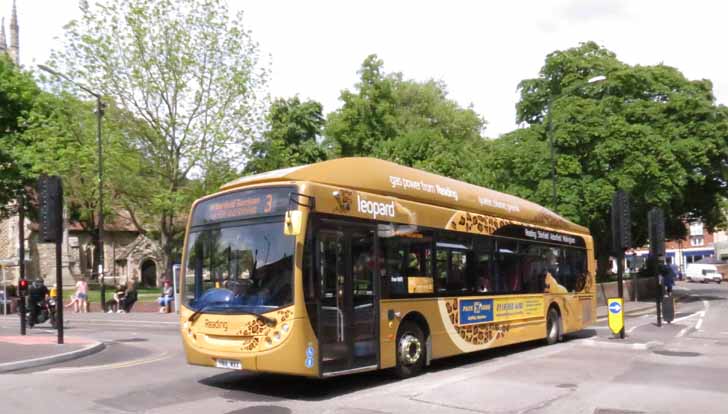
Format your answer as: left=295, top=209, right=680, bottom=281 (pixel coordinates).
left=199, top=338, right=570, bottom=402
left=678, top=294, right=726, bottom=303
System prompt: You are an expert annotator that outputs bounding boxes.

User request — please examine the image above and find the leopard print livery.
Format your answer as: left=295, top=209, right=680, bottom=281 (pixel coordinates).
left=233, top=308, right=295, bottom=352
left=444, top=299, right=511, bottom=346
left=576, top=272, right=594, bottom=294
left=447, top=212, right=510, bottom=235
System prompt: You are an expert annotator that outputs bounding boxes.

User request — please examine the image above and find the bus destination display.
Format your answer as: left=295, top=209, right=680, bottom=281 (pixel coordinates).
left=191, top=187, right=292, bottom=225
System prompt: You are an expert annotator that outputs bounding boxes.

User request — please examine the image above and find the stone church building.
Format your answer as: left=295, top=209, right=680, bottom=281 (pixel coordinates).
left=0, top=1, right=163, bottom=288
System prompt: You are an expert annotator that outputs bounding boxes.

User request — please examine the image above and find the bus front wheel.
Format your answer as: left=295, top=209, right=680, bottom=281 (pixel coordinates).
left=395, top=321, right=425, bottom=378
left=545, top=308, right=561, bottom=345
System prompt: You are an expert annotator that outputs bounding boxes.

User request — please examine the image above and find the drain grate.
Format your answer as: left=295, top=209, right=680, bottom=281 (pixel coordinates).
left=594, top=409, right=645, bottom=414
left=652, top=350, right=701, bottom=357
left=556, top=383, right=577, bottom=389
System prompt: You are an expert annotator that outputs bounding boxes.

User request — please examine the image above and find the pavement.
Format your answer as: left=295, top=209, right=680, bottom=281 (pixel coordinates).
left=0, top=325, right=105, bottom=373
left=0, top=310, right=178, bottom=373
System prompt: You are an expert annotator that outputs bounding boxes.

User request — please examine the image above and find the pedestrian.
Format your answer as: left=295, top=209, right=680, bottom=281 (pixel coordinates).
left=108, top=284, right=126, bottom=313
left=158, top=279, right=174, bottom=313
left=119, top=280, right=138, bottom=313
left=66, top=277, right=89, bottom=313
left=660, top=258, right=675, bottom=296
left=28, top=278, right=49, bottom=328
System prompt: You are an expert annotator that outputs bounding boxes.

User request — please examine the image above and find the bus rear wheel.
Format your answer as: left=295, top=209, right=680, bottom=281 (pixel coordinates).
left=545, top=308, right=561, bottom=345
left=395, top=321, right=425, bottom=378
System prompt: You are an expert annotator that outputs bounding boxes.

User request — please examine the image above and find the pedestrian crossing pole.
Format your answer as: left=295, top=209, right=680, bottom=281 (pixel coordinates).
left=648, top=208, right=665, bottom=328
left=39, top=176, right=64, bottom=344
left=611, top=190, right=631, bottom=339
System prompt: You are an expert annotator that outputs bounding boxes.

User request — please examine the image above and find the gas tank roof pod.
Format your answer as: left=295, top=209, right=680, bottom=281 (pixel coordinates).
left=220, top=157, right=587, bottom=234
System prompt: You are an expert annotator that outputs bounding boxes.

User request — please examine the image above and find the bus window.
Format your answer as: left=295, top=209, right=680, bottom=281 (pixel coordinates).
left=473, top=237, right=495, bottom=293
left=519, top=244, right=548, bottom=294
left=435, top=236, right=472, bottom=294
left=380, top=229, right=434, bottom=297
left=560, top=248, right=587, bottom=292
left=495, top=239, right=523, bottom=293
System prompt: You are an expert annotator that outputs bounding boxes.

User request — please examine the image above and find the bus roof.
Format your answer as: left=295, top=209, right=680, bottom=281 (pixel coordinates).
left=221, top=157, right=589, bottom=234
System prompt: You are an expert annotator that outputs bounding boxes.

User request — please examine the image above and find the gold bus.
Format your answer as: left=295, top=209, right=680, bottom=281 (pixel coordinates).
left=179, top=157, right=596, bottom=378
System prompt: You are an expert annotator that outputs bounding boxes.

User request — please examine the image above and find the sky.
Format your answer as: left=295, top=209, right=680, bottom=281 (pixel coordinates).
left=3, top=0, right=728, bottom=137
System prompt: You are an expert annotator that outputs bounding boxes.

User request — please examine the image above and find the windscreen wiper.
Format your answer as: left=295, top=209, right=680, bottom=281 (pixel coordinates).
left=188, top=303, right=277, bottom=326
left=239, top=311, right=277, bottom=327
left=188, top=301, right=229, bottom=322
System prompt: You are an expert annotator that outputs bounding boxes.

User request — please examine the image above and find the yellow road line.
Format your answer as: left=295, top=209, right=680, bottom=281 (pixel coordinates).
left=39, top=351, right=170, bottom=374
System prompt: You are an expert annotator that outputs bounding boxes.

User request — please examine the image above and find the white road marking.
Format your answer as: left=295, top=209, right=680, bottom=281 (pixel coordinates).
left=672, top=311, right=703, bottom=323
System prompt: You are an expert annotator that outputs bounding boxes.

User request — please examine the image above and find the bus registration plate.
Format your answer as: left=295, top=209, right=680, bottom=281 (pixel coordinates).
left=215, top=359, right=242, bottom=370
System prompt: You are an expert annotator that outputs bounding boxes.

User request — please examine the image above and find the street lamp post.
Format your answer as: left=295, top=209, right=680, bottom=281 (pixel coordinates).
left=38, top=65, right=107, bottom=311
left=546, top=75, right=607, bottom=211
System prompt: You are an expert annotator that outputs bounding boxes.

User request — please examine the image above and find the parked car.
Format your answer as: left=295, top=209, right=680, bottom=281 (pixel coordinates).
left=685, top=263, right=723, bottom=283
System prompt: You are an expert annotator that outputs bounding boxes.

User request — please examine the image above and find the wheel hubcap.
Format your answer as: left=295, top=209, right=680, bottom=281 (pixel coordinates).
left=399, top=334, right=422, bottom=365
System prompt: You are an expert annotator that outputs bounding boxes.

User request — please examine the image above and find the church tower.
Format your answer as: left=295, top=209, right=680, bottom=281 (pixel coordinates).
left=0, top=18, right=6, bottom=55
left=8, top=0, right=18, bottom=65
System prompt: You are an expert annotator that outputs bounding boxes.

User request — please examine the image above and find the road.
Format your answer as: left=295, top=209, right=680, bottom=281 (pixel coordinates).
left=1, top=281, right=726, bottom=414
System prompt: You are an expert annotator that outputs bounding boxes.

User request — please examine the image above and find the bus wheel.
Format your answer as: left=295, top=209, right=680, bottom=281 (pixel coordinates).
left=395, top=321, right=425, bottom=378
left=545, top=308, right=561, bottom=345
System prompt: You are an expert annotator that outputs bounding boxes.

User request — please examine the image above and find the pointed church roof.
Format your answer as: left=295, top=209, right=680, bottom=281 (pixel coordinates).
left=0, top=18, right=6, bottom=51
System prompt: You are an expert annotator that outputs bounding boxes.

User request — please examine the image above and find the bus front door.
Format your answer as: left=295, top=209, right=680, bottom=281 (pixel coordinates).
left=318, top=226, right=378, bottom=376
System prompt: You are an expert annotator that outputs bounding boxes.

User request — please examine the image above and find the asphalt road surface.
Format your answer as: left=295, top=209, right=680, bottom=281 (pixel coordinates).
left=1, top=281, right=726, bottom=414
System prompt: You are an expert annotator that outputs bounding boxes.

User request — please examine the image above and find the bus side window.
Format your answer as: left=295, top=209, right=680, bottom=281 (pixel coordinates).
left=435, top=234, right=472, bottom=294
left=495, top=239, right=521, bottom=293
left=560, top=248, right=587, bottom=292
left=381, top=237, right=407, bottom=297
left=473, top=237, right=494, bottom=293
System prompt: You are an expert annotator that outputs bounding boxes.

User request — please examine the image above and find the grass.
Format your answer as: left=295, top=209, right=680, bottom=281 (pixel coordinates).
left=60, top=286, right=162, bottom=304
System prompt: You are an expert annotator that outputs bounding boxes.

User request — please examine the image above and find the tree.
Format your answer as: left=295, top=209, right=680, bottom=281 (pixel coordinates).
left=244, top=97, right=327, bottom=174
left=52, top=0, right=269, bottom=276
left=504, top=41, right=728, bottom=275
left=13, top=91, right=147, bottom=234
left=325, top=55, right=489, bottom=182
left=0, top=55, right=41, bottom=214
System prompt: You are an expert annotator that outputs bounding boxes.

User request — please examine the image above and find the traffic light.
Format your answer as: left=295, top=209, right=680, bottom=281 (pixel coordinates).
left=38, top=175, right=64, bottom=242
left=648, top=207, right=666, bottom=257
left=611, top=190, right=631, bottom=253
left=18, top=279, right=29, bottom=297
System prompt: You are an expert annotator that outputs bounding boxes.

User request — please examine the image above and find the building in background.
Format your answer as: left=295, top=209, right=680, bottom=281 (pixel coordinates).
left=626, top=221, right=719, bottom=273
left=0, top=0, right=19, bottom=65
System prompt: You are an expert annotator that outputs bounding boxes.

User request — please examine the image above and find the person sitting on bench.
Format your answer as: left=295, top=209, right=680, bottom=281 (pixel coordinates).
left=119, top=280, right=138, bottom=313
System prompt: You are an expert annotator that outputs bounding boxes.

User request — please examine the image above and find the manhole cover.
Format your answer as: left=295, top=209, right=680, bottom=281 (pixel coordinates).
left=652, top=350, right=701, bottom=357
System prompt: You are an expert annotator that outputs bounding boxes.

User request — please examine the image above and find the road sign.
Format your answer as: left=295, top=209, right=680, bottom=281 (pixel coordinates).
left=607, top=297, right=624, bottom=336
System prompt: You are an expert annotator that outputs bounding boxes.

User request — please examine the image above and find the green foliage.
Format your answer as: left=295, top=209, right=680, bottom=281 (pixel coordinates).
left=12, top=91, right=145, bottom=233
left=325, top=54, right=488, bottom=183
left=0, top=56, right=41, bottom=212
left=244, top=97, right=328, bottom=174
left=505, top=41, right=728, bottom=272
left=51, top=0, right=269, bottom=273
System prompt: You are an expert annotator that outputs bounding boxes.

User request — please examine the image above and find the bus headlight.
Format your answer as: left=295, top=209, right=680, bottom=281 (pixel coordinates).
left=281, top=323, right=289, bottom=333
